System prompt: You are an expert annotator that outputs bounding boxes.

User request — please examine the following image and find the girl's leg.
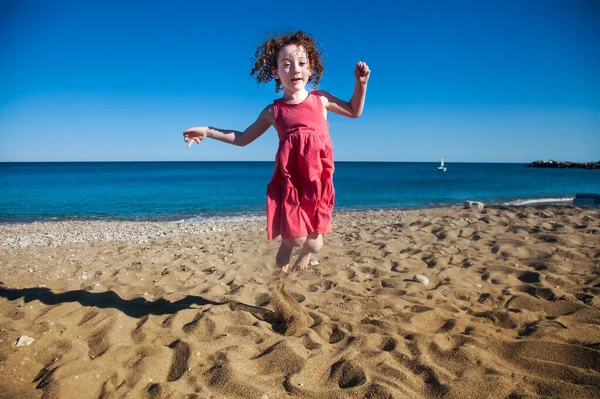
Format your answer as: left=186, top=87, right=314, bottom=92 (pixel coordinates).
left=276, top=236, right=306, bottom=272
left=292, top=232, right=323, bottom=271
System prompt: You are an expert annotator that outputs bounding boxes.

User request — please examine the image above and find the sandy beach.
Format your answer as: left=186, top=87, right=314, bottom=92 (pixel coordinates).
left=0, top=205, right=599, bottom=398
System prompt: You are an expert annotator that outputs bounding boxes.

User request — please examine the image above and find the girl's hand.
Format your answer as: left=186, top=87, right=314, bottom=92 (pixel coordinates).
left=354, top=61, right=370, bottom=84
left=183, top=127, right=208, bottom=148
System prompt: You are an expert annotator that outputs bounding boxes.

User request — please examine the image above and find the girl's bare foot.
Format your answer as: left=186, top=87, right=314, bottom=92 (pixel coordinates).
left=280, top=264, right=289, bottom=273
left=292, top=251, right=311, bottom=272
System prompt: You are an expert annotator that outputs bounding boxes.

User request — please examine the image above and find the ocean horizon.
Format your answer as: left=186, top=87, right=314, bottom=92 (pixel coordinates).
left=1, top=161, right=599, bottom=224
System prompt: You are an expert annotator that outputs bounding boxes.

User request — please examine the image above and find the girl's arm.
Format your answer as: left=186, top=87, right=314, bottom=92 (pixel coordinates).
left=319, top=61, right=370, bottom=118
left=184, top=105, right=274, bottom=148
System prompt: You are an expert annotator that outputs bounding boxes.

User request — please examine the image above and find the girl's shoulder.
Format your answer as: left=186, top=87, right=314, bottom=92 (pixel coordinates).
left=314, top=89, right=331, bottom=109
left=259, top=103, right=275, bottom=126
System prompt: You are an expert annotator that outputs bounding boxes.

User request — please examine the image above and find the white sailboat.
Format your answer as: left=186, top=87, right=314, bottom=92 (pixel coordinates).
left=437, top=157, right=447, bottom=172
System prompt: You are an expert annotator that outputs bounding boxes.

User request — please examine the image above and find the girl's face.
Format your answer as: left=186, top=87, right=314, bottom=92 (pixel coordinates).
left=274, top=44, right=312, bottom=94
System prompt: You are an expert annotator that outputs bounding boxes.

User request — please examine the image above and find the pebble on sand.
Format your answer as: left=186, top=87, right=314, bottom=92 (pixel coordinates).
left=413, top=274, right=430, bottom=285
left=16, top=336, right=35, bottom=347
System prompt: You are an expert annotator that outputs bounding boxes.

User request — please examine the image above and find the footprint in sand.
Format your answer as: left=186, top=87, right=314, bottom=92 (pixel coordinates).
left=166, top=339, right=191, bottom=382
left=88, top=327, right=111, bottom=358
left=131, top=314, right=149, bottom=343
left=329, top=359, right=367, bottom=389
left=437, top=319, right=457, bottom=333
left=381, top=336, right=397, bottom=351
left=77, top=309, right=100, bottom=326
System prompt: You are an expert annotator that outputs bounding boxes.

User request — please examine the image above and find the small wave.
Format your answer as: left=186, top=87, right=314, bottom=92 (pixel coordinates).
left=502, top=197, right=573, bottom=206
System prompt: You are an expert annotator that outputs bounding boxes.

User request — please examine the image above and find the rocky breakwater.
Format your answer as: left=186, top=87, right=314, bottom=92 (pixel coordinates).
left=527, top=160, right=600, bottom=169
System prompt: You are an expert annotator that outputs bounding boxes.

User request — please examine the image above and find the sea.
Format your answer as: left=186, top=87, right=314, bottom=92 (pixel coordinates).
left=1, top=162, right=599, bottom=224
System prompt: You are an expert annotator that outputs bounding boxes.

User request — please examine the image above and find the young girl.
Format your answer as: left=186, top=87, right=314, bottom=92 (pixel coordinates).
left=183, top=31, right=370, bottom=272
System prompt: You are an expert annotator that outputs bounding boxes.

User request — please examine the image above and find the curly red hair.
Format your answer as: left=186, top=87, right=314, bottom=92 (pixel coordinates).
left=250, top=31, right=324, bottom=93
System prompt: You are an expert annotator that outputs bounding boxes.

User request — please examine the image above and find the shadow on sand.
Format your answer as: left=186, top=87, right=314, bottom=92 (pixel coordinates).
left=0, top=283, right=278, bottom=325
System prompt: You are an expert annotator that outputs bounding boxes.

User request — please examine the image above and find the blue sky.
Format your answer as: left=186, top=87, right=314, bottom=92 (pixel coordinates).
left=1, top=0, right=598, bottom=162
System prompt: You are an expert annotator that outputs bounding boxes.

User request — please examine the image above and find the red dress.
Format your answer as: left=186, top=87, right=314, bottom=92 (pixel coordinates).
left=266, top=91, right=335, bottom=240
